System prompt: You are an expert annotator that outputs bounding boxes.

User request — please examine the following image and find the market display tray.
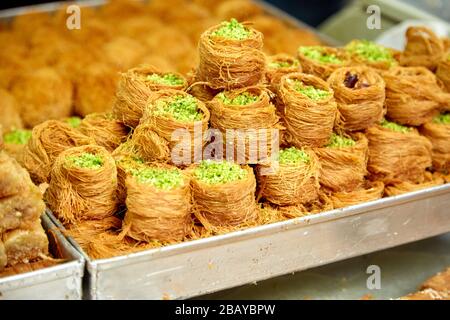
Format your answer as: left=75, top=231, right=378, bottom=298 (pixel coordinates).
left=3, top=0, right=448, bottom=300
left=47, top=183, right=450, bottom=299
left=0, top=214, right=84, bottom=300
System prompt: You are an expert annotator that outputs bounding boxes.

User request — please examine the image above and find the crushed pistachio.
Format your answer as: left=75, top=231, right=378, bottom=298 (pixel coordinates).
left=381, top=119, right=411, bottom=133
left=153, top=94, right=202, bottom=122
left=67, top=153, right=103, bottom=169
left=433, top=113, right=450, bottom=125
left=102, top=113, right=117, bottom=120
left=288, top=79, right=331, bottom=101
left=211, top=18, right=251, bottom=40
left=131, top=166, right=184, bottom=190
left=194, top=160, right=247, bottom=184
left=146, top=73, right=185, bottom=86
left=346, top=40, right=395, bottom=64
left=3, top=129, right=32, bottom=145
left=326, top=133, right=356, bottom=148
left=268, top=59, right=300, bottom=69
left=216, top=91, right=259, bottom=105
left=298, top=46, right=343, bottom=64
left=131, top=156, right=144, bottom=164
left=64, top=117, right=82, bottom=128
left=279, top=147, right=310, bottom=165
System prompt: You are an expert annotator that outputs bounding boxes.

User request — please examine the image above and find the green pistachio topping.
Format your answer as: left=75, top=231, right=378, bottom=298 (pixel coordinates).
left=67, top=153, right=103, bottom=169
left=216, top=91, right=259, bottom=105
left=146, top=73, right=185, bottom=86
left=64, top=117, right=82, bottom=128
left=433, top=113, right=450, bottom=125
left=268, top=59, right=300, bottom=69
left=3, top=129, right=32, bottom=145
left=279, top=147, right=310, bottom=165
left=154, top=94, right=202, bottom=122
left=194, top=160, right=247, bottom=184
left=131, top=166, right=184, bottom=190
left=326, top=133, right=356, bottom=148
left=298, top=46, right=343, bottom=64
left=288, top=79, right=331, bottom=101
left=381, top=119, right=411, bottom=133
left=211, top=18, right=251, bottom=40
left=346, top=40, right=395, bottom=64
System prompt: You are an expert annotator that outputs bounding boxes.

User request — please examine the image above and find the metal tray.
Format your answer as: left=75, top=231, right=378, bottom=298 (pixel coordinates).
left=47, top=183, right=450, bottom=299
left=0, top=214, right=84, bottom=300
left=3, top=0, right=449, bottom=299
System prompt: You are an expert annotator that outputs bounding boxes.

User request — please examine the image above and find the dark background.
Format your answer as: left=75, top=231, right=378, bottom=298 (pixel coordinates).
left=0, top=0, right=348, bottom=27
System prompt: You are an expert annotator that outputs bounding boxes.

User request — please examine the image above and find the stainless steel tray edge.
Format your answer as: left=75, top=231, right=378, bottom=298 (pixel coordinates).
left=46, top=209, right=102, bottom=300
left=88, top=183, right=450, bottom=266
left=48, top=184, right=450, bottom=299
left=3, top=0, right=448, bottom=299
left=0, top=214, right=85, bottom=300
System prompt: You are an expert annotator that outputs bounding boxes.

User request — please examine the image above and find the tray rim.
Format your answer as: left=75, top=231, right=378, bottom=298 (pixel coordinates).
left=47, top=183, right=450, bottom=271
left=0, top=214, right=85, bottom=290
left=2, top=0, right=449, bottom=299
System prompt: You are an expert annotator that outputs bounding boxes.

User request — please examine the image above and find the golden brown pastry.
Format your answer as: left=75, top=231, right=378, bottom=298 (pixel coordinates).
left=74, top=63, right=119, bottom=117
left=2, top=220, right=49, bottom=265
left=400, top=288, right=448, bottom=300
left=420, top=267, right=450, bottom=295
left=0, top=240, right=6, bottom=271
left=0, top=89, right=22, bottom=133
left=0, top=151, right=31, bottom=199
left=11, top=67, right=73, bottom=127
